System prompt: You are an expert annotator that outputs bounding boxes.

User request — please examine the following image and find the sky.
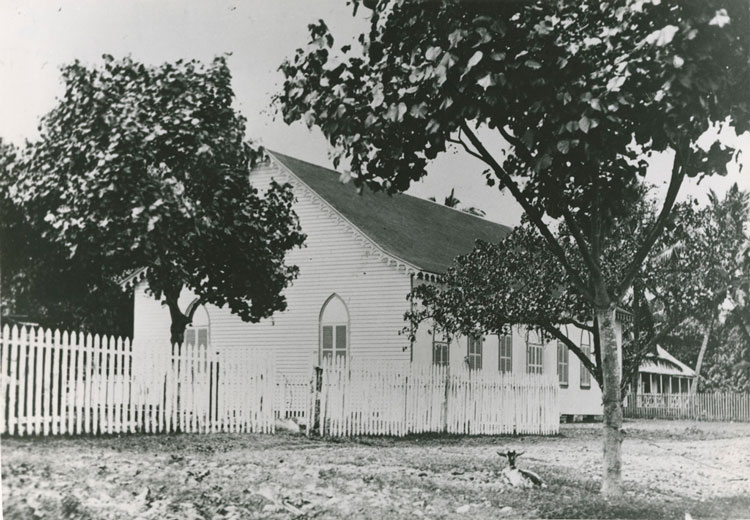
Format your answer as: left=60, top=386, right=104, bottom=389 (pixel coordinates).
left=1, top=0, right=748, bottom=227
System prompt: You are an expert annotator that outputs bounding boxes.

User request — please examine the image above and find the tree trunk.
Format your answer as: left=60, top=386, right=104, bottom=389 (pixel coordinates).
left=693, top=317, right=714, bottom=392
left=596, top=304, right=623, bottom=497
left=164, top=290, right=191, bottom=345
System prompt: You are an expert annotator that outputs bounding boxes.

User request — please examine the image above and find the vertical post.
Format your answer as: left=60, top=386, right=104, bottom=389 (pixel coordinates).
left=0, top=325, right=10, bottom=435
left=17, top=326, right=28, bottom=436
left=442, top=365, right=450, bottom=433
left=30, top=327, right=41, bottom=435
left=42, top=329, right=53, bottom=435
left=7, top=326, right=20, bottom=435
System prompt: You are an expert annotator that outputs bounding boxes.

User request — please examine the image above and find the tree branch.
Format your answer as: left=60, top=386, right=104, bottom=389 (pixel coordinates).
left=446, top=136, right=485, bottom=162
left=616, top=150, right=687, bottom=297
left=561, top=206, right=603, bottom=286
left=568, top=318, right=596, bottom=332
left=542, top=321, right=602, bottom=386
left=458, top=121, right=594, bottom=301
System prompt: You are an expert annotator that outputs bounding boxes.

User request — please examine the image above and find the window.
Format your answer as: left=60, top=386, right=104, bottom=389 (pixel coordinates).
left=526, top=330, right=544, bottom=374
left=498, top=334, right=513, bottom=373
left=432, top=327, right=449, bottom=366
left=320, top=295, right=348, bottom=361
left=557, top=341, right=569, bottom=386
left=467, top=335, right=482, bottom=370
left=185, top=304, right=210, bottom=348
left=580, top=330, right=592, bottom=388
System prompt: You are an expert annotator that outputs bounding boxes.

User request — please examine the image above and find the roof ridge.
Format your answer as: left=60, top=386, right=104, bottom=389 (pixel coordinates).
left=266, top=149, right=511, bottom=230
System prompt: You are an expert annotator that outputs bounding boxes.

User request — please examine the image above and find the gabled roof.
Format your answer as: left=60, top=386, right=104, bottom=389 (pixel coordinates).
left=269, top=151, right=512, bottom=275
left=640, top=345, right=696, bottom=377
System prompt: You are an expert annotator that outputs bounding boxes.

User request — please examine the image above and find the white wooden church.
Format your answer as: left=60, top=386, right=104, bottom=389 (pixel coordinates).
left=125, top=151, right=617, bottom=417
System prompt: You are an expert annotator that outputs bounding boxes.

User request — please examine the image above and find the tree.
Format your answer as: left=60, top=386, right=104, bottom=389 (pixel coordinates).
left=276, top=1, right=749, bottom=495
left=12, top=56, right=306, bottom=343
left=404, top=191, right=720, bottom=395
left=2, top=137, right=133, bottom=336
left=650, top=185, right=749, bottom=384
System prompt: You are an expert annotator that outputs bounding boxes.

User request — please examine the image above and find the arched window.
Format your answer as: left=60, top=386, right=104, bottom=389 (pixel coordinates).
left=580, top=330, right=592, bottom=389
left=320, top=294, right=348, bottom=361
left=557, top=326, right=569, bottom=387
left=185, top=303, right=210, bottom=348
left=526, top=330, right=544, bottom=374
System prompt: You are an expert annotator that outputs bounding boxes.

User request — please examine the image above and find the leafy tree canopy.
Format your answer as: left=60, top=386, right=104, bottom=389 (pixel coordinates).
left=408, top=185, right=749, bottom=392
left=11, top=56, right=306, bottom=342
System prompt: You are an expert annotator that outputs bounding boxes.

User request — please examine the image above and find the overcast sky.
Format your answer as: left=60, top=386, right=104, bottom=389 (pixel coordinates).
left=1, top=0, right=748, bottom=226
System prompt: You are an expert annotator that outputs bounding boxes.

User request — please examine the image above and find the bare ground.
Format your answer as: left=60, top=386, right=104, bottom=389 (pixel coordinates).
left=2, top=419, right=749, bottom=519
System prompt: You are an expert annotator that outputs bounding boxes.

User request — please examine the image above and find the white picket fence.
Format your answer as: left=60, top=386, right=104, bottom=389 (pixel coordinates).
left=1, top=325, right=561, bottom=438
left=625, top=392, right=750, bottom=422
left=313, top=358, right=559, bottom=437
left=0, top=325, right=277, bottom=435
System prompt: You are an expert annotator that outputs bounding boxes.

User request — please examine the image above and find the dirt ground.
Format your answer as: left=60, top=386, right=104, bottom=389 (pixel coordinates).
left=2, top=419, right=749, bottom=519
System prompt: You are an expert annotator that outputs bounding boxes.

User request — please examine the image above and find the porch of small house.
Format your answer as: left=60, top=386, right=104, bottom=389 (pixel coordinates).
left=627, top=345, right=697, bottom=409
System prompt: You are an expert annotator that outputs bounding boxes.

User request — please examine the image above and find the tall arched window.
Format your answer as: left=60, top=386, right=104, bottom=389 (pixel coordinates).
left=580, top=330, right=592, bottom=389
left=557, top=325, right=569, bottom=387
left=526, top=330, right=544, bottom=374
left=185, top=304, right=210, bottom=348
left=320, top=294, right=349, bottom=361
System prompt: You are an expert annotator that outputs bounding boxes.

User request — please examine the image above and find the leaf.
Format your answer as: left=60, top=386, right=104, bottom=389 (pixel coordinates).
left=370, top=89, right=385, bottom=108
left=397, top=102, right=407, bottom=121
left=467, top=51, right=483, bottom=70
left=409, top=102, right=428, bottom=119
left=477, top=73, right=495, bottom=90
left=557, top=140, right=570, bottom=154
left=524, top=60, right=542, bottom=70
left=643, top=25, right=679, bottom=47
left=425, top=46, right=442, bottom=62
left=579, top=116, right=591, bottom=133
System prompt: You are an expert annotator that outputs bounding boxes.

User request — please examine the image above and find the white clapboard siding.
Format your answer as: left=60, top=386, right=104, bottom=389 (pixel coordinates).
left=315, top=357, right=560, bottom=437
left=0, top=325, right=278, bottom=435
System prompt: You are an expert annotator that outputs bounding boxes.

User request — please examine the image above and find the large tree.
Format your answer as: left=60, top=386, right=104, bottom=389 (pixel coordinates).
left=12, top=56, right=306, bottom=343
left=276, top=0, right=749, bottom=495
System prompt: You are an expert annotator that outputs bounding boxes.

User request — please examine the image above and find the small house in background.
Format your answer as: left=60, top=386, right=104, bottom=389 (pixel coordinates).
left=125, top=151, right=620, bottom=418
left=637, top=345, right=696, bottom=398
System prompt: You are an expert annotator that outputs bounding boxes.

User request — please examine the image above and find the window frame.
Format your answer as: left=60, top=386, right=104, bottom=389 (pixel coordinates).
left=467, top=335, right=483, bottom=370
left=319, top=294, right=349, bottom=363
left=432, top=327, right=450, bottom=367
left=184, top=303, right=210, bottom=349
left=557, top=340, right=569, bottom=387
left=526, top=330, right=544, bottom=375
left=498, top=333, right=513, bottom=373
left=580, top=330, right=592, bottom=389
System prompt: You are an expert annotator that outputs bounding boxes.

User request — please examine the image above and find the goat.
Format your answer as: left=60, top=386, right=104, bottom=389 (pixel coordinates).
left=497, top=450, right=546, bottom=488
